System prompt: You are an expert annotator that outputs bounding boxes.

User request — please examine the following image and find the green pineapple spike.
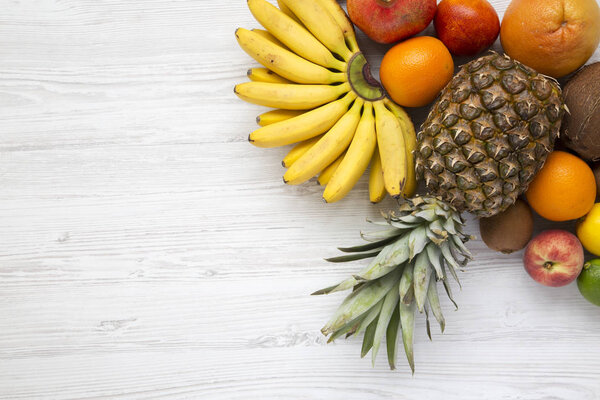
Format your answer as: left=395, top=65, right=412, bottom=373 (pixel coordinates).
left=371, top=283, right=401, bottom=366
left=386, top=304, right=401, bottom=369
left=361, top=317, right=378, bottom=358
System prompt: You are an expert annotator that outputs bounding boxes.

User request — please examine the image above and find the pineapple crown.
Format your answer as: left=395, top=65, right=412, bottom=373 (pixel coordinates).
left=314, top=196, right=473, bottom=372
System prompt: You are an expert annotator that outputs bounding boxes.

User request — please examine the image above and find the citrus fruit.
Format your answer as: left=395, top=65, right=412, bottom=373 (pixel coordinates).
left=525, top=151, right=596, bottom=221
left=577, top=203, right=600, bottom=256
left=577, top=259, right=600, bottom=306
left=500, top=0, right=600, bottom=78
left=379, top=36, right=454, bottom=108
left=434, top=0, right=500, bottom=56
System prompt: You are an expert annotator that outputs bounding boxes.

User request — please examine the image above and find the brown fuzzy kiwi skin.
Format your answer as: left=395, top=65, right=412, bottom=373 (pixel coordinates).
left=479, top=199, right=534, bottom=254
left=561, top=62, right=600, bottom=162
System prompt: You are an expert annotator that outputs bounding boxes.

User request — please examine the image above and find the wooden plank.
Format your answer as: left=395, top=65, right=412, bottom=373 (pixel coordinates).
left=1, top=0, right=600, bottom=398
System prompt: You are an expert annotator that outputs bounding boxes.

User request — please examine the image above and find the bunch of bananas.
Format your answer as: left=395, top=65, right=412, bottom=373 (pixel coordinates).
left=234, top=0, right=417, bottom=203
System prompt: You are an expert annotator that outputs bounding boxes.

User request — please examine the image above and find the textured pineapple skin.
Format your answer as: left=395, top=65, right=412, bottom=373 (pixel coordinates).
left=416, top=53, right=565, bottom=218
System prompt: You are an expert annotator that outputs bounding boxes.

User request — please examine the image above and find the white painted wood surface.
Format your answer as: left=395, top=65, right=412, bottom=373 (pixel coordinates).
left=1, top=1, right=600, bottom=399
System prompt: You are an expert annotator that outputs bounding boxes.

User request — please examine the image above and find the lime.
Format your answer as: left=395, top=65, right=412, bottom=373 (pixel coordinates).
left=577, top=259, right=600, bottom=306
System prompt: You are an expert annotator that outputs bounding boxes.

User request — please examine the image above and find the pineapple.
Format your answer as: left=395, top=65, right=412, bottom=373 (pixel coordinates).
left=416, top=52, right=565, bottom=218
left=315, top=196, right=472, bottom=372
left=316, top=53, right=566, bottom=372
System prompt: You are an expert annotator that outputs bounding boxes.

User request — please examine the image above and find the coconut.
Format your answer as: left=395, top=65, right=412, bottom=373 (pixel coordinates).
left=561, top=62, right=600, bottom=162
left=479, top=199, right=534, bottom=254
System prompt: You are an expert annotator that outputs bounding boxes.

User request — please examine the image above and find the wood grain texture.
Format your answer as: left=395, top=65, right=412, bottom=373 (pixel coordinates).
left=1, top=0, right=600, bottom=399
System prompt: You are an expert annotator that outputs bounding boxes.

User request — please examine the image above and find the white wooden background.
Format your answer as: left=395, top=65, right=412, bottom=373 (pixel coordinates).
left=1, top=1, right=600, bottom=399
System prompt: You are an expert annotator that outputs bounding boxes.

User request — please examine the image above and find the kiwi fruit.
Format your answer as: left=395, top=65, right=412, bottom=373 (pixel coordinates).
left=561, top=62, right=600, bottom=162
left=479, top=199, right=534, bottom=254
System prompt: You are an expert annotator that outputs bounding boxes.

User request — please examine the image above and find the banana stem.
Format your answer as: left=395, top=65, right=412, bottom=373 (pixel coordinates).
left=347, top=52, right=386, bottom=101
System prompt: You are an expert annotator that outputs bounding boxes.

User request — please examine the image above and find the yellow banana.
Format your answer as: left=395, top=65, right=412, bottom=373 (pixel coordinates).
left=318, top=151, right=345, bottom=186
left=369, top=147, right=387, bottom=203
left=234, top=81, right=350, bottom=110
left=374, top=100, right=407, bottom=198
left=279, top=0, right=353, bottom=61
left=235, top=28, right=345, bottom=84
left=251, top=28, right=288, bottom=49
left=384, top=98, right=418, bottom=197
left=249, top=91, right=355, bottom=147
left=248, top=0, right=346, bottom=72
left=323, top=102, right=376, bottom=203
left=277, top=0, right=303, bottom=26
left=247, top=67, right=292, bottom=84
left=282, top=135, right=322, bottom=168
left=284, top=98, right=363, bottom=185
left=257, top=109, right=304, bottom=127
left=315, top=0, right=359, bottom=53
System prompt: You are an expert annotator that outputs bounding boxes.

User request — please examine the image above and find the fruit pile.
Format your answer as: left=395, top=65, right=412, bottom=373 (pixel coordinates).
left=233, top=0, right=600, bottom=372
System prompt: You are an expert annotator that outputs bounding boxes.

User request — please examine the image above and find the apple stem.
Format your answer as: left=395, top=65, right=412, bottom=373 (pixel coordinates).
left=543, top=261, right=554, bottom=270
left=583, top=262, right=591, bottom=270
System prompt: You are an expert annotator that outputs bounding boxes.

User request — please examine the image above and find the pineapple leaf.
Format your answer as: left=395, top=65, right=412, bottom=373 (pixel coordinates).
left=428, top=219, right=446, bottom=237
left=361, top=316, right=378, bottom=358
left=407, top=226, right=428, bottom=260
left=357, top=235, right=410, bottom=281
left=311, top=284, right=339, bottom=296
left=441, top=242, right=462, bottom=288
left=325, top=250, right=382, bottom=263
left=413, top=208, right=437, bottom=222
left=386, top=304, right=401, bottom=370
left=424, top=302, right=432, bottom=341
left=426, top=278, right=445, bottom=333
left=365, top=217, right=392, bottom=226
left=399, top=301, right=416, bottom=374
left=361, top=228, right=403, bottom=242
left=396, top=214, right=422, bottom=224
left=354, top=298, right=384, bottom=335
left=328, top=313, right=366, bottom=343
left=399, top=262, right=414, bottom=305
left=371, top=281, right=401, bottom=366
left=441, top=265, right=458, bottom=310
left=413, top=252, right=432, bottom=313
left=337, top=236, right=397, bottom=253
left=442, top=217, right=458, bottom=235
left=451, top=212, right=463, bottom=224
left=448, top=241, right=468, bottom=269
left=321, top=270, right=400, bottom=335
left=434, top=207, right=450, bottom=220
left=425, top=226, right=446, bottom=246
left=388, top=220, right=420, bottom=230
left=311, top=276, right=357, bottom=295
left=425, top=243, right=444, bottom=280
left=441, top=242, right=462, bottom=275
left=446, top=261, right=462, bottom=288
left=451, top=234, right=473, bottom=260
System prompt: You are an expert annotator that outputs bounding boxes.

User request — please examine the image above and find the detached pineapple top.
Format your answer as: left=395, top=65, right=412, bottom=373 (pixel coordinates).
left=315, top=196, right=472, bottom=372
left=416, top=52, right=565, bottom=218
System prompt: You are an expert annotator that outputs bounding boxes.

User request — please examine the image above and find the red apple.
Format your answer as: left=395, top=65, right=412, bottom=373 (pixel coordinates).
left=523, top=230, right=584, bottom=287
left=434, top=0, right=500, bottom=56
left=347, top=0, right=437, bottom=44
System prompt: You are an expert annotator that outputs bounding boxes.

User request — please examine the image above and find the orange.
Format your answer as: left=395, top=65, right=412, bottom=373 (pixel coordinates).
left=379, top=36, right=454, bottom=108
left=526, top=151, right=596, bottom=221
left=500, top=0, right=600, bottom=78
